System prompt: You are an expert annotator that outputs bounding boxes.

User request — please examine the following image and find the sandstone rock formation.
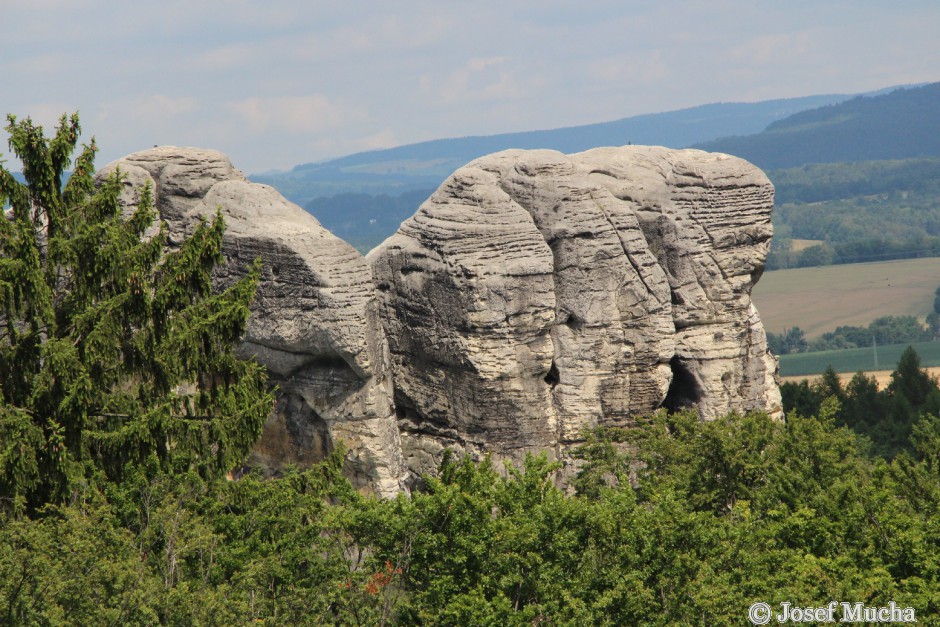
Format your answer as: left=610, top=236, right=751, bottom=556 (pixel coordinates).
left=98, top=147, right=407, bottom=497
left=370, top=146, right=781, bottom=478
left=99, top=144, right=781, bottom=494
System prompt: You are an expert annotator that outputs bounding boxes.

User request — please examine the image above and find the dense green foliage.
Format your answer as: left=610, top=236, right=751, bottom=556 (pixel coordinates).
left=0, top=114, right=272, bottom=515
left=768, top=315, right=935, bottom=356
left=782, top=348, right=940, bottom=458
left=2, top=407, right=939, bottom=624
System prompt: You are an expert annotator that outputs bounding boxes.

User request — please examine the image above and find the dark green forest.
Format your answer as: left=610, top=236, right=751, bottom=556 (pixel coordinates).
left=5, top=342, right=940, bottom=623
left=0, top=114, right=271, bottom=517
left=782, top=347, right=940, bottom=458
left=5, top=406, right=940, bottom=624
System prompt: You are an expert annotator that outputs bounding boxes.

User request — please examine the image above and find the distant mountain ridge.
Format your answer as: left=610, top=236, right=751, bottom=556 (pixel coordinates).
left=694, top=82, right=940, bottom=169
left=300, top=95, right=852, bottom=169
left=255, top=82, right=938, bottom=253
left=252, top=92, right=862, bottom=205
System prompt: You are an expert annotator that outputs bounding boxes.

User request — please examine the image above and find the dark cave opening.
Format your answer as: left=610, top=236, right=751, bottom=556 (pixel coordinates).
left=662, top=356, right=702, bottom=412
left=564, top=312, right=583, bottom=331
left=544, top=360, right=560, bottom=387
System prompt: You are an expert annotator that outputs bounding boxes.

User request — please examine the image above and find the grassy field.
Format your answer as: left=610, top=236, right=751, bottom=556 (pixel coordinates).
left=777, top=340, right=940, bottom=377
left=752, top=257, right=940, bottom=338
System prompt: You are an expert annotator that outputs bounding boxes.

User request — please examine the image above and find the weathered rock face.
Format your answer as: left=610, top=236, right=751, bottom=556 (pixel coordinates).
left=98, top=147, right=406, bottom=497
left=370, top=146, right=781, bottom=478
left=577, top=147, right=780, bottom=419
left=99, top=144, right=781, bottom=495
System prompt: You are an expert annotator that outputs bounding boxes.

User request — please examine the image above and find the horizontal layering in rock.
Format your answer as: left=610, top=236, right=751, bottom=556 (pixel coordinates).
left=98, top=148, right=406, bottom=497
left=370, top=147, right=782, bottom=479
left=101, top=145, right=781, bottom=494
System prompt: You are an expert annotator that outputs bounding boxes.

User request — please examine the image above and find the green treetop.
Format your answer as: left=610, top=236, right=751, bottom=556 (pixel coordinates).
left=0, top=113, right=272, bottom=515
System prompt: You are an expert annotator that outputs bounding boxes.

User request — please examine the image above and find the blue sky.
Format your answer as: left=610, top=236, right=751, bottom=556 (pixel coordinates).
left=2, top=1, right=938, bottom=173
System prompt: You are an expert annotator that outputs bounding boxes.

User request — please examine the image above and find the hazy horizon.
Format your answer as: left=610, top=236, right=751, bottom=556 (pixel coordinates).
left=3, top=1, right=939, bottom=173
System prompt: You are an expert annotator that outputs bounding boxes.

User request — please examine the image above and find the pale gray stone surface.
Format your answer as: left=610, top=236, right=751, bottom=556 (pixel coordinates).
left=371, top=146, right=781, bottom=480
left=99, top=147, right=406, bottom=497
left=99, top=144, right=781, bottom=494
left=576, top=146, right=781, bottom=422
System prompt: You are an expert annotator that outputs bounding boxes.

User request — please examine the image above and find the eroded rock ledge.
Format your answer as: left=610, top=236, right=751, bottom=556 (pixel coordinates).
left=369, top=147, right=781, bottom=479
left=100, top=145, right=781, bottom=495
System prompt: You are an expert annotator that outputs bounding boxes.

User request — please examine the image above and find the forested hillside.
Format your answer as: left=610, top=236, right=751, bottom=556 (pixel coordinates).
left=766, top=157, right=940, bottom=269
left=697, top=83, right=940, bottom=270
left=695, top=83, right=940, bottom=169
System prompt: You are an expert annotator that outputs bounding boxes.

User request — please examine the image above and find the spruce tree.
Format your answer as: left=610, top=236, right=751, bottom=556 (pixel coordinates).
left=0, top=113, right=272, bottom=514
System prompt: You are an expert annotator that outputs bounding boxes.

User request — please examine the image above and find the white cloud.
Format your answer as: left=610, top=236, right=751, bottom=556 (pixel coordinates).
left=3, top=1, right=938, bottom=173
left=227, top=95, right=363, bottom=135
left=436, top=57, right=527, bottom=105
